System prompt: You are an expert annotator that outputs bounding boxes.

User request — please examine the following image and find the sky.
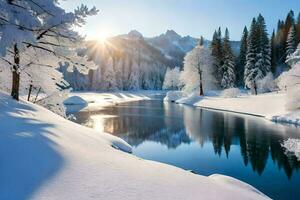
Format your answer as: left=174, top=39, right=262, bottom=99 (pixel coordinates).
left=60, top=0, right=300, bottom=41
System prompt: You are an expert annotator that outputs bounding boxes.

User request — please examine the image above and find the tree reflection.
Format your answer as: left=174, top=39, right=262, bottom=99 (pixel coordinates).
left=182, top=107, right=300, bottom=178
left=74, top=101, right=300, bottom=179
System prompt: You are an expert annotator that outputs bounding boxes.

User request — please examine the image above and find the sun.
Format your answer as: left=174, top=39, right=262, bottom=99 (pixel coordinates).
left=98, top=35, right=108, bottom=43
left=97, top=31, right=112, bottom=44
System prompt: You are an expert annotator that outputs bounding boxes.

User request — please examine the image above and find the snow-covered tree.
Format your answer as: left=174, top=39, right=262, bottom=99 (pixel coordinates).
left=256, top=14, right=271, bottom=76
left=101, top=58, right=118, bottom=91
left=286, top=43, right=300, bottom=66
left=180, top=43, right=215, bottom=95
left=286, top=26, right=297, bottom=58
left=245, top=18, right=261, bottom=94
left=127, top=60, right=140, bottom=90
left=163, top=67, right=180, bottom=90
left=279, top=62, right=300, bottom=110
left=221, top=28, right=236, bottom=89
left=244, top=15, right=271, bottom=95
left=0, top=0, right=98, bottom=100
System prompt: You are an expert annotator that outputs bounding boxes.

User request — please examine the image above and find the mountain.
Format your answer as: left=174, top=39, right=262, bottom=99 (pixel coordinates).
left=146, top=30, right=239, bottom=68
left=60, top=30, right=240, bottom=91
left=146, top=30, right=200, bottom=67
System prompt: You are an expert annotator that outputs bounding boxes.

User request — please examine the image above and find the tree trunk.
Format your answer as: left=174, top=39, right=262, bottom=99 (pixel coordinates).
left=199, top=72, right=204, bottom=96
left=11, top=44, right=20, bottom=101
left=27, top=84, right=33, bottom=101
left=253, top=80, right=257, bottom=95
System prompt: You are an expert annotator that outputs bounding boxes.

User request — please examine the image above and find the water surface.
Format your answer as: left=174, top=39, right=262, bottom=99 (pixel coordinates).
left=72, top=100, right=300, bottom=200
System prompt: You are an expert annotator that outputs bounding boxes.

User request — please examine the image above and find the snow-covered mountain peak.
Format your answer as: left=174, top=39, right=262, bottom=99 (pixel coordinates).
left=127, top=30, right=143, bottom=39
left=165, top=30, right=181, bottom=40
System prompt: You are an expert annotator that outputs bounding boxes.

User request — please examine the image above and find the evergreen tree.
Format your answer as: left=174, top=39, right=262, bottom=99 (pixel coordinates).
left=245, top=18, right=260, bottom=94
left=296, top=13, right=300, bottom=44
left=256, top=14, right=271, bottom=76
left=285, top=10, right=295, bottom=35
left=283, top=10, right=295, bottom=61
left=271, top=30, right=277, bottom=74
left=275, top=20, right=286, bottom=64
left=210, top=27, right=223, bottom=87
left=286, top=25, right=297, bottom=58
left=244, top=14, right=271, bottom=95
left=237, top=26, right=248, bottom=86
left=221, top=28, right=236, bottom=88
left=199, top=36, right=205, bottom=46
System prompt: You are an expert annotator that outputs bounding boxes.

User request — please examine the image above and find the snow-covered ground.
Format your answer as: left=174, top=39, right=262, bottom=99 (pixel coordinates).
left=272, top=110, right=300, bottom=125
left=166, top=91, right=300, bottom=125
left=65, top=90, right=165, bottom=113
left=0, top=91, right=270, bottom=200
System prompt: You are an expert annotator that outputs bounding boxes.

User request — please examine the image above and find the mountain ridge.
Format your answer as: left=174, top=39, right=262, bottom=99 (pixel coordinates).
left=103, top=29, right=240, bottom=68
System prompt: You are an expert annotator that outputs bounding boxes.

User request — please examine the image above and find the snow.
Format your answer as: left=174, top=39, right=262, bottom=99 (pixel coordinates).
left=166, top=89, right=300, bottom=126
left=176, top=93, right=203, bottom=105
left=65, top=90, right=165, bottom=113
left=220, top=88, right=241, bottom=98
left=164, top=91, right=186, bottom=102
left=194, top=92, right=287, bottom=118
left=168, top=91, right=294, bottom=121
left=282, top=138, right=300, bottom=161
left=272, top=110, right=300, bottom=125
left=0, top=91, right=270, bottom=200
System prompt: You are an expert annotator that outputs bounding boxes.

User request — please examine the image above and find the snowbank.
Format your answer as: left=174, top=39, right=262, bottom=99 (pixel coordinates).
left=173, top=91, right=290, bottom=119
left=272, top=110, right=300, bottom=125
left=0, top=92, right=270, bottom=200
left=164, top=91, right=186, bottom=102
left=282, top=138, right=300, bottom=161
left=176, top=93, right=203, bottom=105
left=65, top=90, right=165, bottom=113
left=195, top=92, right=287, bottom=118
left=171, top=90, right=300, bottom=125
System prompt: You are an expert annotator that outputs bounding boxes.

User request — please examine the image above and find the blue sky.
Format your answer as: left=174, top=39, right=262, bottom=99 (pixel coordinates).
left=61, top=0, right=300, bottom=40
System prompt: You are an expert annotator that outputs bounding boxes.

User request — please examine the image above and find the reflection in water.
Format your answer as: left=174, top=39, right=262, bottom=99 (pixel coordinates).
left=72, top=100, right=300, bottom=200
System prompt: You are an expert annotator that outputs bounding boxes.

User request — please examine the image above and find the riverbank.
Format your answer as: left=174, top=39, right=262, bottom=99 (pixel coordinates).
left=65, top=90, right=165, bottom=113
left=165, top=91, right=300, bottom=126
left=0, top=91, right=270, bottom=200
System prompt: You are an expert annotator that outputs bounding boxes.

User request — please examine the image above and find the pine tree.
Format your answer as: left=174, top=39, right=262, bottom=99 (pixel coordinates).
left=256, top=14, right=271, bottom=76
left=275, top=20, right=286, bottom=64
left=286, top=25, right=297, bottom=58
left=221, top=28, right=236, bottom=88
left=285, top=10, right=295, bottom=35
left=283, top=10, right=295, bottom=61
left=245, top=18, right=260, bottom=94
left=296, top=13, right=300, bottom=44
left=199, top=36, right=205, bottom=46
left=237, top=26, right=248, bottom=86
left=210, top=27, right=223, bottom=87
left=271, top=30, right=277, bottom=74
left=244, top=15, right=271, bottom=95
